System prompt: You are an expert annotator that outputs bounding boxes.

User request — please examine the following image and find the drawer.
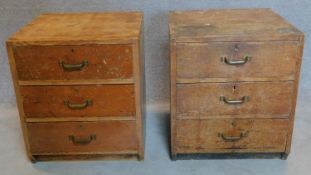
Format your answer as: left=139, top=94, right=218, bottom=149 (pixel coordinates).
left=13, top=44, right=133, bottom=81
left=177, top=81, right=293, bottom=119
left=21, top=85, right=135, bottom=118
left=175, top=119, right=289, bottom=153
left=27, top=121, right=138, bottom=154
left=176, top=42, right=298, bottom=80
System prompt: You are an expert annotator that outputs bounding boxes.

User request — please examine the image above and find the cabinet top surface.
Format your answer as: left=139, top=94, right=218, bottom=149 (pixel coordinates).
left=8, top=12, right=143, bottom=44
left=169, top=9, right=303, bottom=42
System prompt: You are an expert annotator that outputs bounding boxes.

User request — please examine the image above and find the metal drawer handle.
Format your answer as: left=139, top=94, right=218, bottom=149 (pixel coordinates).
left=64, top=99, right=92, bottom=109
left=221, top=56, right=251, bottom=65
left=68, top=134, right=96, bottom=145
left=59, top=59, right=88, bottom=71
left=220, top=96, right=249, bottom=105
left=218, top=132, right=246, bottom=142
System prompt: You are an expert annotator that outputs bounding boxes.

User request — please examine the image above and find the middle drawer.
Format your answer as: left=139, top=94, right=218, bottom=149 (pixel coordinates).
left=20, top=85, right=135, bottom=119
left=177, top=81, right=293, bottom=119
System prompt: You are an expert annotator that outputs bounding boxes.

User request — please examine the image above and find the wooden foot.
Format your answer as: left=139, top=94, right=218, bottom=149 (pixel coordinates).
left=138, top=154, right=144, bottom=161
left=171, top=154, right=177, bottom=161
left=30, top=157, right=37, bottom=163
left=280, top=153, right=288, bottom=160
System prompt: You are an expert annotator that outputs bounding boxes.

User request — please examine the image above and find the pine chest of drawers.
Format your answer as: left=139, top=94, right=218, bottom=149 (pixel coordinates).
left=169, top=9, right=304, bottom=159
left=6, top=12, right=145, bottom=162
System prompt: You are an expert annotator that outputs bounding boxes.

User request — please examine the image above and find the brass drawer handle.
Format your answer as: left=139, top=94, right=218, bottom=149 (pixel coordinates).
left=68, top=134, right=96, bottom=145
left=221, top=56, right=251, bottom=65
left=218, top=132, right=246, bottom=142
left=220, top=96, right=249, bottom=105
left=64, top=99, right=92, bottom=109
left=59, top=60, right=88, bottom=71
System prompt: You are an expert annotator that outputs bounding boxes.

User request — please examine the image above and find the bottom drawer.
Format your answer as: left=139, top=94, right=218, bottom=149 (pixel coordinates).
left=175, top=119, right=289, bottom=153
left=27, top=121, right=138, bottom=155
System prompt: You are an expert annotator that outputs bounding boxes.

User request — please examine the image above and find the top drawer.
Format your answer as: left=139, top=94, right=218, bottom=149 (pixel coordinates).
left=176, top=41, right=299, bottom=80
left=13, top=44, right=133, bottom=81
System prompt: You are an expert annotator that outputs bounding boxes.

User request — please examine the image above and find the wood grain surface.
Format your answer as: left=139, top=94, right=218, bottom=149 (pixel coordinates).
left=8, top=12, right=143, bottom=44
left=13, top=44, right=133, bottom=81
left=176, top=41, right=298, bottom=80
left=7, top=12, right=144, bottom=161
left=21, top=85, right=135, bottom=118
left=170, top=9, right=304, bottom=159
left=176, top=81, right=294, bottom=119
left=175, top=119, right=289, bottom=153
left=27, top=121, right=138, bottom=154
left=169, top=9, right=303, bottom=42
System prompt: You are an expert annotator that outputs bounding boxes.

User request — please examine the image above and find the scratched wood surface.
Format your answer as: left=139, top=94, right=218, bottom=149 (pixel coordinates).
left=13, top=44, right=133, bottom=81
left=175, top=119, right=289, bottom=153
left=170, top=9, right=304, bottom=159
left=7, top=12, right=143, bottom=44
left=177, top=82, right=293, bottom=119
left=33, top=154, right=139, bottom=162
left=21, top=85, right=135, bottom=118
left=27, top=121, right=138, bottom=154
left=169, top=8, right=303, bottom=42
left=6, top=12, right=144, bottom=161
left=176, top=41, right=298, bottom=81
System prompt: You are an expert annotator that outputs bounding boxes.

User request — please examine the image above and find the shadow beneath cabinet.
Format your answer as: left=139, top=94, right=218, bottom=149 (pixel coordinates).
left=145, top=103, right=170, bottom=159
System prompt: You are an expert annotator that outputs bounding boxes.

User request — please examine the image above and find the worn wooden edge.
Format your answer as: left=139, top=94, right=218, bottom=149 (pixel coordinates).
left=7, top=38, right=140, bottom=46
left=32, top=153, right=140, bottom=162
left=32, top=150, right=138, bottom=156
left=25, top=116, right=136, bottom=123
left=170, top=39, right=177, bottom=158
left=172, top=152, right=288, bottom=160
left=139, top=16, right=147, bottom=160
left=169, top=9, right=304, bottom=159
left=176, top=114, right=290, bottom=120
left=168, top=8, right=276, bottom=19
left=7, top=12, right=144, bottom=45
left=168, top=9, right=303, bottom=42
left=285, top=34, right=305, bottom=155
left=269, top=9, right=304, bottom=34
left=176, top=77, right=295, bottom=84
left=171, top=34, right=303, bottom=43
left=38, top=11, right=143, bottom=16
left=176, top=40, right=301, bottom=45
left=6, top=42, right=35, bottom=161
left=6, top=12, right=145, bottom=162
left=18, top=79, right=134, bottom=86
left=132, top=18, right=145, bottom=160
left=175, top=118, right=290, bottom=121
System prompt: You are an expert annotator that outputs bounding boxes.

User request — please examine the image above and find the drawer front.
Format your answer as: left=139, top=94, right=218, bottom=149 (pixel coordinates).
left=13, top=44, right=133, bottom=81
left=175, top=119, right=288, bottom=153
left=177, top=81, right=293, bottom=119
left=21, top=85, right=135, bottom=118
left=176, top=42, right=298, bottom=79
left=27, top=121, right=138, bottom=154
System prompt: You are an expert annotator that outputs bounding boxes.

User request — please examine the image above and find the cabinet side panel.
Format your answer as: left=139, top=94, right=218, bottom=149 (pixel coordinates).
left=285, top=35, right=304, bottom=155
left=133, top=33, right=145, bottom=160
left=139, top=21, right=146, bottom=160
left=170, top=40, right=177, bottom=158
left=6, top=42, right=35, bottom=162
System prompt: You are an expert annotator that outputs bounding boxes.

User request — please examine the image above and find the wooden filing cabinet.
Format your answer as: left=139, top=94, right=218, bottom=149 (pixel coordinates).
left=169, top=9, right=304, bottom=159
left=6, top=12, right=145, bottom=162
